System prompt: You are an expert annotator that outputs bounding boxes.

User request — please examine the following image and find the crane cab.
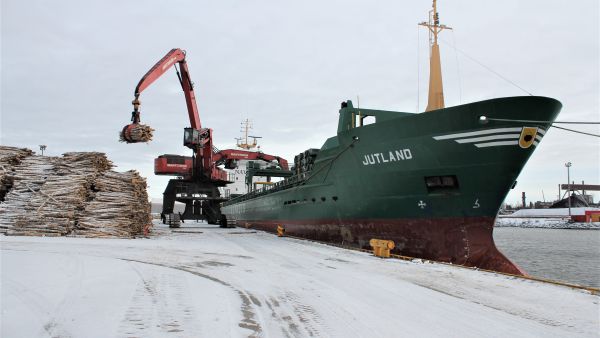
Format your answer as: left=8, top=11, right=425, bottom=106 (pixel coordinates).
left=183, top=127, right=207, bottom=149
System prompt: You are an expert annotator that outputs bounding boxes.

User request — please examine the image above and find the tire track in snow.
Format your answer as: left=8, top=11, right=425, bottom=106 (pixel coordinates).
left=116, top=261, right=204, bottom=336
left=264, top=297, right=297, bottom=338
left=218, top=231, right=354, bottom=337
left=282, top=291, right=325, bottom=337
left=44, top=254, right=84, bottom=338
left=116, top=257, right=263, bottom=337
left=1, top=246, right=262, bottom=337
left=2, top=251, right=88, bottom=338
left=221, top=231, right=372, bottom=337
left=4, top=278, right=73, bottom=338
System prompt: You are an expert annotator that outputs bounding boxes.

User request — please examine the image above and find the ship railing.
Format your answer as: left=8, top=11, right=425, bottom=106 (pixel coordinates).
left=223, top=171, right=311, bottom=206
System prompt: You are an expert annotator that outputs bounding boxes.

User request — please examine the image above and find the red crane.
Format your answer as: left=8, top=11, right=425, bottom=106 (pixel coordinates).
left=121, top=48, right=289, bottom=226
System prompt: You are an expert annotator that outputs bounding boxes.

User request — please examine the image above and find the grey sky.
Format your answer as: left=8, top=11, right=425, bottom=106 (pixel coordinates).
left=1, top=0, right=598, bottom=204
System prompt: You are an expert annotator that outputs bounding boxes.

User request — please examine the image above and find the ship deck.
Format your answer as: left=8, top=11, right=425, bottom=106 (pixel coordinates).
left=2, top=221, right=598, bottom=337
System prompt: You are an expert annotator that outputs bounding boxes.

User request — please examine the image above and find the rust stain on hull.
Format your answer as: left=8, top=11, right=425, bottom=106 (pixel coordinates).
left=239, top=217, right=526, bottom=276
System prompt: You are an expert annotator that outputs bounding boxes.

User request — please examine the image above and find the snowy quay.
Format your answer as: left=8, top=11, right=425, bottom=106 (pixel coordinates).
left=1, top=222, right=599, bottom=338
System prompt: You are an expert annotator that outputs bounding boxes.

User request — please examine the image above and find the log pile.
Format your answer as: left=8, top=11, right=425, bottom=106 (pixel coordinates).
left=0, top=146, right=34, bottom=174
left=8, top=152, right=113, bottom=236
left=0, top=155, right=57, bottom=233
left=0, top=146, right=152, bottom=238
left=75, top=170, right=151, bottom=237
left=120, top=124, right=154, bottom=143
left=0, top=146, right=35, bottom=201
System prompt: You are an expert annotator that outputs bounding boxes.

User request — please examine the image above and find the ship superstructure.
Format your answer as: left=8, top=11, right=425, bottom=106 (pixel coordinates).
left=223, top=120, right=287, bottom=198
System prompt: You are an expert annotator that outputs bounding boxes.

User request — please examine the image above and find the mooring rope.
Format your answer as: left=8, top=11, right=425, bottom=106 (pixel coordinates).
left=440, top=39, right=534, bottom=96
left=551, top=125, right=600, bottom=138
left=484, top=117, right=600, bottom=137
left=486, top=118, right=600, bottom=124
left=451, top=30, right=463, bottom=104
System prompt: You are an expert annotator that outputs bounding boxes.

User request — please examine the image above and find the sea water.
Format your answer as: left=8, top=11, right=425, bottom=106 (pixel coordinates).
left=494, top=227, right=600, bottom=288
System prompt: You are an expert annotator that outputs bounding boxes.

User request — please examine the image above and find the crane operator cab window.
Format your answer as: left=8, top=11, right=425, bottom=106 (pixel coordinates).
left=183, top=128, right=202, bottom=148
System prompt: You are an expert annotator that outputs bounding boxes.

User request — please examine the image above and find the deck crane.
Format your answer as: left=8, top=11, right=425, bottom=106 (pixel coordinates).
left=121, top=48, right=289, bottom=227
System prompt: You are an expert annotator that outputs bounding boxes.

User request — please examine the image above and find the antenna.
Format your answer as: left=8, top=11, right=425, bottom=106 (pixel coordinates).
left=249, top=135, right=262, bottom=149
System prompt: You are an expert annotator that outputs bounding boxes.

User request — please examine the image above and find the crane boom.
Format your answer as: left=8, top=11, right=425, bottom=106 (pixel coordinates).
left=123, top=48, right=219, bottom=180
left=132, top=48, right=201, bottom=130
left=121, top=48, right=290, bottom=226
left=213, top=149, right=289, bottom=170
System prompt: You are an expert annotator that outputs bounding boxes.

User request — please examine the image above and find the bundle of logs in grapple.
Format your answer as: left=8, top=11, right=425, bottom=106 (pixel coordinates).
left=119, top=123, right=154, bottom=143
left=0, top=145, right=152, bottom=237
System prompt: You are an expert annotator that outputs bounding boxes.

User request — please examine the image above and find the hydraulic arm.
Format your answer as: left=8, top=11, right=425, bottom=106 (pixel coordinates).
left=121, top=48, right=222, bottom=181
left=121, top=48, right=289, bottom=226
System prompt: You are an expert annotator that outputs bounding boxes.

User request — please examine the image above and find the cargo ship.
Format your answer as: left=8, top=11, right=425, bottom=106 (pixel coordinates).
left=221, top=1, right=561, bottom=275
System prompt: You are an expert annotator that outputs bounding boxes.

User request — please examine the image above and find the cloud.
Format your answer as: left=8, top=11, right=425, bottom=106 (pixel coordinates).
left=1, top=0, right=598, bottom=204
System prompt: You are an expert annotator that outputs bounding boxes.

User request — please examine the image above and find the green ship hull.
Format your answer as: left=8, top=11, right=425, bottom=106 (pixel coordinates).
left=222, top=96, right=562, bottom=275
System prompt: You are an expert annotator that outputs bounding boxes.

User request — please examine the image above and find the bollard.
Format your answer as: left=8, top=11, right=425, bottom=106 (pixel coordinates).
left=277, top=225, right=285, bottom=237
left=369, top=239, right=395, bottom=258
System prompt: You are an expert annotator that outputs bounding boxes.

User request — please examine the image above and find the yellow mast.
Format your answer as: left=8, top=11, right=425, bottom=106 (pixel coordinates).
left=419, top=0, right=452, bottom=112
left=236, top=119, right=259, bottom=150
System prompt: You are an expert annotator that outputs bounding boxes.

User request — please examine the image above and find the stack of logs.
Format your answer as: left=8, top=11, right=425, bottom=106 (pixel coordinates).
left=0, top=154, right=57, bottom=233
left=0, top=146, right=34, bottom=200
left=0, top=145, right=151, bottom=237
left=11, top=152, right=113, bottom=236
left=76, top=171, right=151, bottom=237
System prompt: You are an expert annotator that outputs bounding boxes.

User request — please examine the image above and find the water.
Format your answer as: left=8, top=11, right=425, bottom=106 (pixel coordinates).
left=494, top=227, right=600, bottom=288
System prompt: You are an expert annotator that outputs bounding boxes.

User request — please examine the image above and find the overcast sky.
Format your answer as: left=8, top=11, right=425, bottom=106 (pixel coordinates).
left=1, top=0, right=598, bottom=204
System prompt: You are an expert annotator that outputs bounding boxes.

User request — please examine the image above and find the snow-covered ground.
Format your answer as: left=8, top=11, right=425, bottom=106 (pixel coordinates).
left=510, top=207, right=600, bottom=217
left=495, top=217, right=600, bottom=229
left=2, top=222, right=599, bottom=337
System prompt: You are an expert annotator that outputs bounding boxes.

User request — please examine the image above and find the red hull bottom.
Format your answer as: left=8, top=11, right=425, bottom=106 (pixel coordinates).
left=238, top=217, right=526, bottom=276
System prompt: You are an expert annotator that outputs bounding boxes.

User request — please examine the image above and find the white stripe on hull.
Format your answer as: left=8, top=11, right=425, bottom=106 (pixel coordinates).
left=455, top=134, right=520, bottom=143
left=433, top=127, right=522, bottom=140
left=475, top=140, right=519, bottom=148
left=434, top=126, right=547, bottom=148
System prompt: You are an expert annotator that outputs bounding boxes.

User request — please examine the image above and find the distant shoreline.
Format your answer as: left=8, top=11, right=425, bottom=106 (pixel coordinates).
left=495, top=217, right=599, bottom=230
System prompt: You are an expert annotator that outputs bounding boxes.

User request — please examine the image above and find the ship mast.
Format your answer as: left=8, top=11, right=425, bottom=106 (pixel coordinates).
left=236, top=118, right=260, bottom=150
left=419, top=0, right=452, bottom=112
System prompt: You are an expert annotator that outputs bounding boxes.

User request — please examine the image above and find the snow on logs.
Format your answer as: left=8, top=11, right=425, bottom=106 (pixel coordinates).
left=0, top=146, right=152, bottom=238
left=119, top=123, right=154, bottom=143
